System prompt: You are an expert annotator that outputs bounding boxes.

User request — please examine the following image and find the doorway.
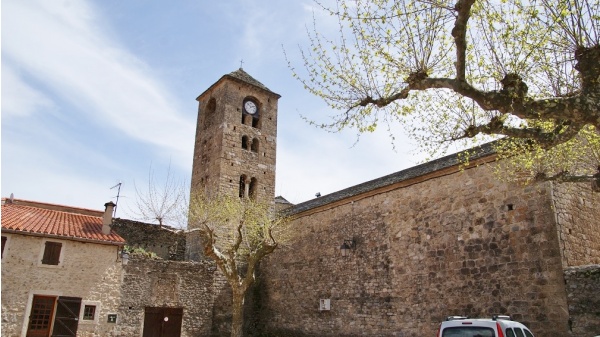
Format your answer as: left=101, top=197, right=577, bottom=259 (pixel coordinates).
left=26, top=295, right=81, bottom=337
left=142, top=307, right=183, bottom=337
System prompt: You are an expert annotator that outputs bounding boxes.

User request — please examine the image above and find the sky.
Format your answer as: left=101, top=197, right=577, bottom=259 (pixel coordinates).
left=2, top=0, right=430, bottom=222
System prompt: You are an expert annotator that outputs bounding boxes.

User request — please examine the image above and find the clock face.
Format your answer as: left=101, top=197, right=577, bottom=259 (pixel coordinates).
left=244, top=101, right=257, bottom=115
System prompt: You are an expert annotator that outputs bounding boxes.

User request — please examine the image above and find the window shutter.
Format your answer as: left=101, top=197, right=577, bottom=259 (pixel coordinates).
left=1, top=236, right=6, bottom=258
left=42, top=242, right=62, bottom=265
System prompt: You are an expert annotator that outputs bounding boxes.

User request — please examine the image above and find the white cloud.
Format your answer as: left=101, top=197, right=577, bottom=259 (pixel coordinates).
left=1, top=64, right=56, bottom=118
left=2, top=0, right=194, bottom=169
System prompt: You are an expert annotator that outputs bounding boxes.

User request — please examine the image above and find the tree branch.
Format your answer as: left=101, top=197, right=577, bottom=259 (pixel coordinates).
left=452, top=0, right=476, bottom=81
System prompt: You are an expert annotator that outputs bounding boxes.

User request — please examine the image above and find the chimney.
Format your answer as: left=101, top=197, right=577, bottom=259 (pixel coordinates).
left=102, top=201, right=116, bottom=235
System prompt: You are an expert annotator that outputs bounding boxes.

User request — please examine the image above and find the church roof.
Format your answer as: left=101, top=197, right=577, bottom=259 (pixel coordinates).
left=285, top=143, right=497, bottom=216
left=198, top=68, right=281, bottom=99
left=1, top=199, right=125, bottom=245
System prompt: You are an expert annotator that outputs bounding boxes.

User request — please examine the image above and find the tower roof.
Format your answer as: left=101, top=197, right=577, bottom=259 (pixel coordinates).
left=198, top=68, right=281, bottom=99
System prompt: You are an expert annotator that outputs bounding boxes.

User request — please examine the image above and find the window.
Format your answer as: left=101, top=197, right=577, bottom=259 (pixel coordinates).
left=239, top=175, right=247, bottom=198
left=79, top=301, right=100, bottom=324
left=203, top=98, right=217, bottom=129
left=252, top=115, right=260, bottom=128
left=241, top=98, right=261, bottom=129
left=249, top=178, right=257, bottom=199
left=1, top=236, right=6, bottom=258
left=513, top=328, right=525, bottom=337
left=251, top=138, right=259, bottom=153
left=506, top=328, right=516, bottom=337
left=83, top=305, right=96, bottom=320
left=441, top=327, right=494, bottom=337
left=42, top=241, right=62, bottom=265
left=523, top=329, right=534, bottom=337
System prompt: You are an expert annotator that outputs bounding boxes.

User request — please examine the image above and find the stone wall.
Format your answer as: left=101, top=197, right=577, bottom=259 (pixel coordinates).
left=552, top=182, right=600, bottom=267
left=259, top=163, right=570, bottom=337
left=115, top=255, right=217, bottom=337
left=564, top=265, right=600, bottom=337
left=190, top=72, right=279, bottom=205
left=1, top=233, right=124, bottom=336
left=112, top=218, right=186, bottom=261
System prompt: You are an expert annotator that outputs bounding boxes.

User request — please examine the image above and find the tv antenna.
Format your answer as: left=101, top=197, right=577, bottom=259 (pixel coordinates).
left=110, top=182, right=122, bottom=217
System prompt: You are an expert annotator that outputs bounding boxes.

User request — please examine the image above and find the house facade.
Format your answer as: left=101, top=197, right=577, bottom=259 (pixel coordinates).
left=1, top=199, right=126, bottom=337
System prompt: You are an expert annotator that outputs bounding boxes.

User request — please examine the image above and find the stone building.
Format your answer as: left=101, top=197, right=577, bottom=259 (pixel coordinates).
left=258, top=148, right=600, bottom=337
left=1, top=198, right=126, bottom=336
left=190, top=68, right=280, bottom=203
left=1, top=198, right=218, bottom=337
left=191, top=69, right=600, bottom=337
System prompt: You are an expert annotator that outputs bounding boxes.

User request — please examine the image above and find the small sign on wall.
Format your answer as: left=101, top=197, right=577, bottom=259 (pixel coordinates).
left=319, top=299, right=330, bottom=311
left=107, top=314, right=117, bottom=323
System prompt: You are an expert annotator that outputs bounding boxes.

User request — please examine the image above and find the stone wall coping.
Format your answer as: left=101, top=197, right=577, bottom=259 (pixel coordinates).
left=113, top=218, right=184, bottom=233
left=564, top=264, right=600, bottom=275
left=127, top=254, right=217, bottom=269
left=284, top=142, right=496, bottom=216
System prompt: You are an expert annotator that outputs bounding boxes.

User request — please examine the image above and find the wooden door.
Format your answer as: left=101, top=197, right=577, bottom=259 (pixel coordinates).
left=142, top=307, right=183, bottom=337
left=51, top=296, right=81, bottom=337
left=27, top=295, right=56, bottom=337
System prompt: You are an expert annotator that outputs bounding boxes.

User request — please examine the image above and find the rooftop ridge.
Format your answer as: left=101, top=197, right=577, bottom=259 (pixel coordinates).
left=2, top=200, right=125, bottom=245
left=285, top=142, right=496, bottom=216
left=1, top=198, right=104, bottom=217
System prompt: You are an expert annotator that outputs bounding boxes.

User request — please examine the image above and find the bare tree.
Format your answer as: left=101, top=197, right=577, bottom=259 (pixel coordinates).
left=293, top=0, right=600, bottom=184
left=187, top=193, right=290, bottom=337
left=130, top=163, right=187, bottom=228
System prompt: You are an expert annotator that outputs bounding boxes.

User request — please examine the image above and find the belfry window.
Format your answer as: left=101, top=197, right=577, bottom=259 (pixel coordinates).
left=239, top=175, right=247, bottom=198
left=241, top=98, right=261, bottom=129
left=249, top=178, right=257, bottom=199
left=242, top=136, right=250, bottom=150
left=251, top=138, right=259, bottom=153
left=203, top=98, right=217, bottom=130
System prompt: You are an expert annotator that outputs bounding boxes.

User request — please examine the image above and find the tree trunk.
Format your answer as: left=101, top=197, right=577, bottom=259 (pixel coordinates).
left=230, top=288, right=245, bottom=337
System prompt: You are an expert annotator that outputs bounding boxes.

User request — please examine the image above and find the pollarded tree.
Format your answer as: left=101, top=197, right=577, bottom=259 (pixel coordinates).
left=187, top=193, right=289, bottom=337
left=294, top=0, right=600, bottom=184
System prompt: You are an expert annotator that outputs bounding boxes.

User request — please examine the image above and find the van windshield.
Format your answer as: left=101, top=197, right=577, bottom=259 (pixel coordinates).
left=442, top=327, right=495, bottom=337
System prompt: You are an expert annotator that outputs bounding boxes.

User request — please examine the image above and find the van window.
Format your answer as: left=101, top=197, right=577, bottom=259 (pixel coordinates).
left=523, top=329, right=534, bottom=337
left=513, top=328, right=525, bottom=337
left=442, top=327, right=495, bottom=337
left=506, top=328, right=516, bottom=337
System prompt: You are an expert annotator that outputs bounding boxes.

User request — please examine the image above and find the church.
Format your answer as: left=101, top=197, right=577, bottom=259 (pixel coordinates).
left=2, top=69, right=599, bottom=337
left=185, top=69, right=600, bottom=337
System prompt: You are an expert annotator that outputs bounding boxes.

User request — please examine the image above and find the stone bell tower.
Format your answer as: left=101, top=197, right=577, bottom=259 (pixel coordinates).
left=189, top=68, right=280, bottom=204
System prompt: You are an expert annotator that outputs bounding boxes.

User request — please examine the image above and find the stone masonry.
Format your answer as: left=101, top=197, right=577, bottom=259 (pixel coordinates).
left=1, top=233, right=123, bottom=337
left=112, top=218, right=186, bottom=261
left=190, top=69, right=280, bottom=204
left=258, top=154, right=589, bottom=337
left=564, top=265, right=600, bottom=336
left=552, top=182, right=600, bottom=267
left=115, top=255, right=218, bottom=337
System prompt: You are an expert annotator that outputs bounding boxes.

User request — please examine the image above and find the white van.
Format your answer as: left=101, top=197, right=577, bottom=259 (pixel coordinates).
left=437, top=316, right=535, bottom=337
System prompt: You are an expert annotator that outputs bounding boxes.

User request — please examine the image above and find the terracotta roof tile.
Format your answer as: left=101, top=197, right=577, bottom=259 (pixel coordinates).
left=1, top=201, right=125, bottom=245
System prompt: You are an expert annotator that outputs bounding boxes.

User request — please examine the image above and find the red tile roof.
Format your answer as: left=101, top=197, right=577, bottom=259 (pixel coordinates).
left=1, top=199, right=125, bottom=245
